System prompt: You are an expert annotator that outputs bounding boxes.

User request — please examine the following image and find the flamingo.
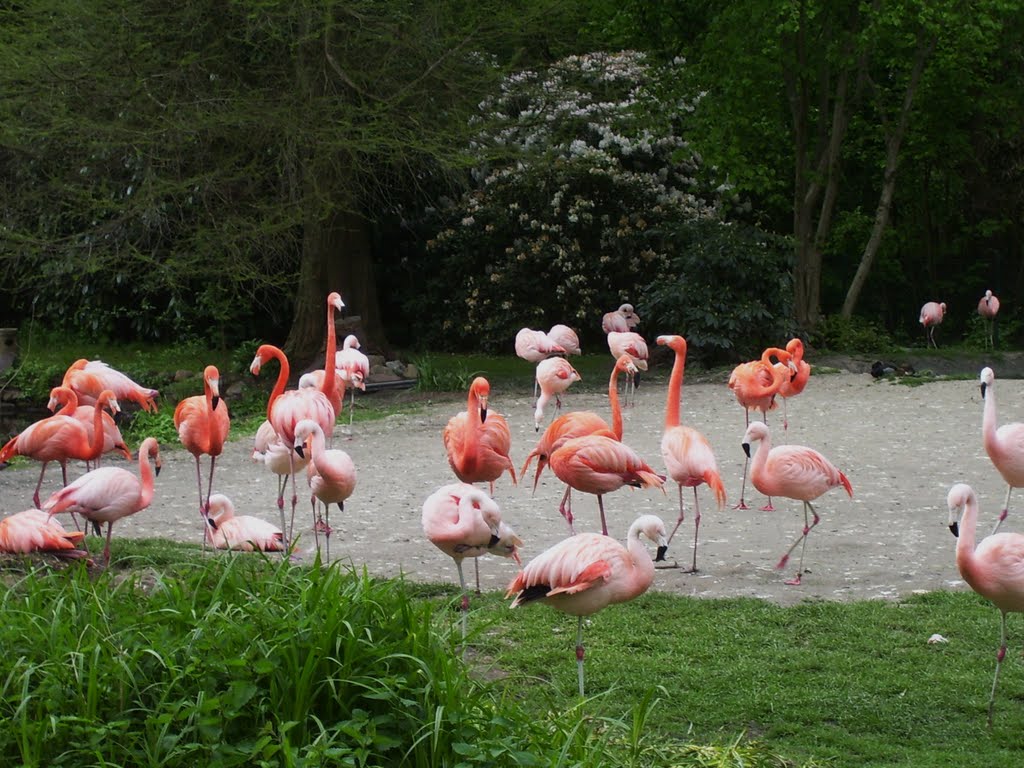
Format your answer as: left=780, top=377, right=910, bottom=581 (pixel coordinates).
left=204, top=493, right=284, bottom=552
left=774, top=338, right=811, bottom=430
left=549, top=434, right=665, bottom=536
left=919, top=301, right=946, bottom=348
left=741, top=422, right=853, bottom=585
left=728, top=346, right=793, bottom=510
left=0, top=389, right=120, bottom=509
left=534, top=357, right=582, bottom=431
left=443, top=377, right=517, bottom=494
left=293, top=419, right=357, bottom=559
left=606, top=331, right=648, bottom=404
left=947, top=483, right=1024, bottom=727
left=294, top=293, right=347, bottom=419
left=335, top=334, right=370, bottom=426
left=979, top=290, right=1000, bottom=350
left=251, top=418, right=310, bottom=522
left=979, top=367, right=1024, bottom=535
left=43, top=436, right=161, bottom=567
left=251, top=344, right=336, bottom=549
left=62, top=359, right=159, bottom=412
left=0, top=508, right=87, bottom=557
left=506, top=514, right=667, bottom=696
left=516, top=328, right=566, bottom=400
left=657, top=335, right=726, bottom=572
left=423, top=483, right=522, bottom=639
left=520, top=354, right=635, bottom=491
left=601, top=303, right=641, bottom=334
left=46, top=386, right=132, bottom=468
left=174, top=364, right=230, bottom=540
left=547, top=324, right=581, bottom=355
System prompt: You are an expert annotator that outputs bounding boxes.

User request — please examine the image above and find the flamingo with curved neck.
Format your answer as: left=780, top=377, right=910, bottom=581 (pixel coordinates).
left=443, top=377, right=517, bottom=494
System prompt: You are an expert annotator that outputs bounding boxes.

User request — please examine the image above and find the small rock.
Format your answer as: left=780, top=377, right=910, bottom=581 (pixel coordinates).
left=369, top=365, right=402, bottom=383
left=385, top=360, right=407, bottom=377
left=226, top=381, right=245, bottom=398
left=173, top=369, right=194, bottom=382
left=404, top=363, right=419, bottom=380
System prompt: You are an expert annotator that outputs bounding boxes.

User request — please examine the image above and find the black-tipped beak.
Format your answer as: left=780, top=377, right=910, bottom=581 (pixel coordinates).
left=742, top=443, right=751, bottom=458
left=212, top=395, right=221, bottom=410
left=480, top=406, right=488, bottom=423
left=949, top=522, right=959, bottom=538
left=295, top=444, right=306, bottom=459
left=981, top=383, right=988, bottom=399
left=655, top=545, right=668, bottom=562
left=155, top=464, right=162, bottom=477
left=208, top=517, right=219, bottom=530
left=488, top=533, right=500, bottom=547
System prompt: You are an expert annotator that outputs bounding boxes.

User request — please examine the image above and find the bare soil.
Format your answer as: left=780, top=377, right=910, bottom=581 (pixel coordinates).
left=1, top=352, right=1020, bottom=606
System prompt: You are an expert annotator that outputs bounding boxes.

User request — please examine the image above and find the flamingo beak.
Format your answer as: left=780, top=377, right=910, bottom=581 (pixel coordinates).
left=488, top=533, right=500, bottom=548
left=208, top=517, right=219, bottom=531
left=949, top=522, right=960, bottom=538
left=981, top=382, right=988, bottom=399
left=295, top=443, right=306, bottom=459
left=742, top=442, right=752, bottom=458
left=655, top=545, right=669, bottom=562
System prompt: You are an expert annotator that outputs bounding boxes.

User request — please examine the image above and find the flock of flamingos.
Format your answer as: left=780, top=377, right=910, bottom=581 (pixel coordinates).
left=0, top=289, right=1021, bottom=709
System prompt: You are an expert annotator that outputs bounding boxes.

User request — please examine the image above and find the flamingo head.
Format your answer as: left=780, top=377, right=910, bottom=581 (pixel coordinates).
left=947, top=483, right=975, bottom=538
left=786, top=338, right=805, bottom=361
left=207, top=493, right=235, bottom=526
left=980, top=366, right=995, bottom=399
left=470, top=377, right=490, bottom=421
left=343, top=334, right=360, bottom=350
left=633, top=514, right=669, bottom=560
left=204, top=365, right=222, bottom=409
left=741, top=421, right=770, bottom=457
left=328, top=292, right=345, bottom=312
left=655, top=335, right=686, bottom=355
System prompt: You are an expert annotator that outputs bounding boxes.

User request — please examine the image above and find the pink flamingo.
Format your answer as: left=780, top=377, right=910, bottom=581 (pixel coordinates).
left=979, top=290, right=1000, bottom=349
left=919, top=301, right=946, bottom=348
left=444, top=377, right=517, bottom=494
left=335, top=334, right=370, bottom=426
left=547, top=324, right=581, bottom=355
left=606, top=331, right=648, bottom=405
left=47, top=386, right=132, bottom=468
left=0, top=389, right=120, bottom=509
left=979, top=367, right=1024, bottom=534
left=423, top=483, right=522, bottom=638
left=174, top=364, right=230, bottom=539
left=728, top=346, right=793, bottom=510
left=204, top=493, right=284, bottom=552
left=601, top=303, right=641, bottom=334
left=534, top=357, right=581, bottom=431
left=293, top=419, right=357, bottom=559
left=947, top=482, right=1024, bottom=726
left=43, top=436, right=161, bottom=567
left=506, top=513, right=667, bottom=696
left=0, top=508, right=87, bottom=557
left=516, top=328, right=566, bottom=400
left=549, top=434, right=665, bottom=536
left=251, top=344, right=335, bottom=548
left=741, top=422, right=853, bottom=585
left=657, top=335, right=726, bottom=571
left=295, top=293, right=347, bottom=418
left=251, top=419, right=310, bottom=521
left=62, top=359, right=159, bottom=412
left=774, top=338, right=811, bottom=430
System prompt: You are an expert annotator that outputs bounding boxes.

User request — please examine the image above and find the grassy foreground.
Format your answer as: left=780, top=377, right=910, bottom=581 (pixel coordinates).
left=2, top=542, right=1023, bottom=767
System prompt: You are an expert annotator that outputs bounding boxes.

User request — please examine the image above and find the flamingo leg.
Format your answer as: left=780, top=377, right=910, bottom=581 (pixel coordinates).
left=193, top=456, right=208, bottom=550
left=575, top=616, right=586, bottom=698
left=558, top=486, right=575, bottom=535
left=204, top=455, right=218, bottom=517
left=102, top=521, right=115, bottom=568
left=733, top=409, right=751, bottom=510
left=782, top=398, right=789, bottom=431
left=33, top=461, right=48, bottom=512
left=597, top=494, right=608, bottom=536
left=455, top=558, right=469, bottom=641
left=473, top=557, right=481, bottom=594
left=285, top=451, right=299, bottom=551
left=777, top=501, right=821, bottom=585
left=989, top=611, right=1008, bottom=728
left=311, top=495, right=321, bottom=556
left=992, top=485, right=1013, bottom=536
left=689, top=487, right=702, bottom=573
left=758, top=413, right=775, bottom=511
left=349, top=387, right=356, bottom=427
left=666, top=484, right=686, bottom=546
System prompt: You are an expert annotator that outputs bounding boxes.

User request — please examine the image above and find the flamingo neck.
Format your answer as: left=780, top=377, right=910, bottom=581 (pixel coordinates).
left=609, top=367, right=625, bottom=439
left=664, top=348, right=685, bottom=429
left=88, top=395, right=108, bottom=460
left=749, top=433, right=771, bottom=484
left=955, top=493, right=980, bottom=577
left=54, top=388, right=77, bottom=417
left=626, top=524, right=655, bottom=588
left=322, top=300, right=338, bottom=401
left=465, top=388, right=481, bottom=452
left=138, top=440, right=157, bottom=509
left=983, top=384, right=999, bottom=454
left=265, top=347, right=290, bottom=422
left=309, top=425, right=327, bottom=464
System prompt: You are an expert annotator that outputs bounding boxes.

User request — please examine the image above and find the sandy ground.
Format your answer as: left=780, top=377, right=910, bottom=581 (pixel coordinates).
left=0, top=361, right=1013, bottom=607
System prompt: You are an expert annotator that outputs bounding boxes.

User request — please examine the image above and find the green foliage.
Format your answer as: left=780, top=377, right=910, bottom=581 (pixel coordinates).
left=413, top=355, right=479, bottom=393
left=811, top=314, right=900, bottom=354
left=642, top=219, right=795, bottom=361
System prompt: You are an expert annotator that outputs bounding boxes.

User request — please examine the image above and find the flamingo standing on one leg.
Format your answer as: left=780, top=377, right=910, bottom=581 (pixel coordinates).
left=946, top=483, right=1024, bottom=727
left=506, top=514, right=667, bottom=697
left=979, top=366, right=1024, bottom=535
left=0, top=389, right=120, bottom=510
left=293, top=419, right=357, bottom=560
left=549, top=435, right=665, bottom=536
left=516, top=328, right=566, bottom=400
left=444, top=377, right=517, bottom=494
left=741, top=422, right=852, bottom=585
left=174, top=364, right=230, bottom=542
left=920, top=301, right=946, bottom=348
left=979, top=290, right=1000, bottom=350
left=252, top=419, right=309, bottom=524
left=423, top=483, right=522, bottom=639
left=728, top=346, right=792, bottom=510
left=62, top=359, right=160, bottom=412
left=251, top=344, right=336, bottom=548
left=335, top=334, right=370, bottom=427
left=534, top=357, right=581, bottom=431
left=656, top=335, right=726, bottom=572
left=204, top=493, right=284, bottom=552
left=606, top=331, right=648, bottom=405
left=0, top=508, right=88, bottom=557
left=774, top=338, right=811, bottom=431
left=47, top=386, right=132, bottom=469
left=43, top=437, right=161, bottom=567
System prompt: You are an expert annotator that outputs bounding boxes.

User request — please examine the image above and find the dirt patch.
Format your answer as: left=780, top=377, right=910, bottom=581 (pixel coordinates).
left=0, top=353, right=1013, bottom=606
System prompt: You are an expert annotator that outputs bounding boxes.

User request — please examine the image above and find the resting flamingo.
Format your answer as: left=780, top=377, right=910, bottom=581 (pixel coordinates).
left=741, top=422, right=852, bottom=585
left=174, top=364, right=230, bottom=540
left=252, top=419, right=310, bottom=522
left=335, top=334, right=370, bottom=426
left=728, top=346, right=792, bottom=510
left=205, top=493, right=284, bottom=552
left=443, top=377, right=517, bottom=494
left=547, top=324, right=581, bottom=355
left=423, top=483, right=522, bottom=639
left=0, top=508, right=87, bottom=557
left=979, top=290, right=1000, bottom=350
left=516, top=328, right=565, bottom=400
left=293, top=419, right=357, bottom=560
left=774, top=338, right=811, bottom=430
left=47, top=386, right=131, bottom=469
left=534, top=357, right=581, bottom=431
left=947, top=483, right=1024, bottom=727
left=919, top=301, right=946, bottom=348
left=506, top=514, right=667, bottom=696
left=606, top=331, right=648, bottom=405
left=601, top=303, right=641, bottom=334
left=979, top=367, right=1024, bottom=534
left=657, top=335, right=726, bottom=572
left=62, top=359, right=159, bottom=412
left=0, top=389, right=119, bottom=509
left=251, top=344, right=336, bottom=549
left=549, top=434, right=665, bottom=536
left=43, top=436, right=161, bottom=567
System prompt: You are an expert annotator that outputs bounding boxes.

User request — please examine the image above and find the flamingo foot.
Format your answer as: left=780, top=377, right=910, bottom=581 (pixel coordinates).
left=460, top=594, right=470, bottom=612
left=314, top=520, right=333, bottom=536
left=784, top=573, right=803, bottom=586
left=759, top=502, right=775, bottom=511
left=732, top=500, right=750, bottom=510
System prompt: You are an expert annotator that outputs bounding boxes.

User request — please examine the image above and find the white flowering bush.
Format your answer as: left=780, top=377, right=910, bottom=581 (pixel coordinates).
left=414, top=51, right=737, bottom=351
